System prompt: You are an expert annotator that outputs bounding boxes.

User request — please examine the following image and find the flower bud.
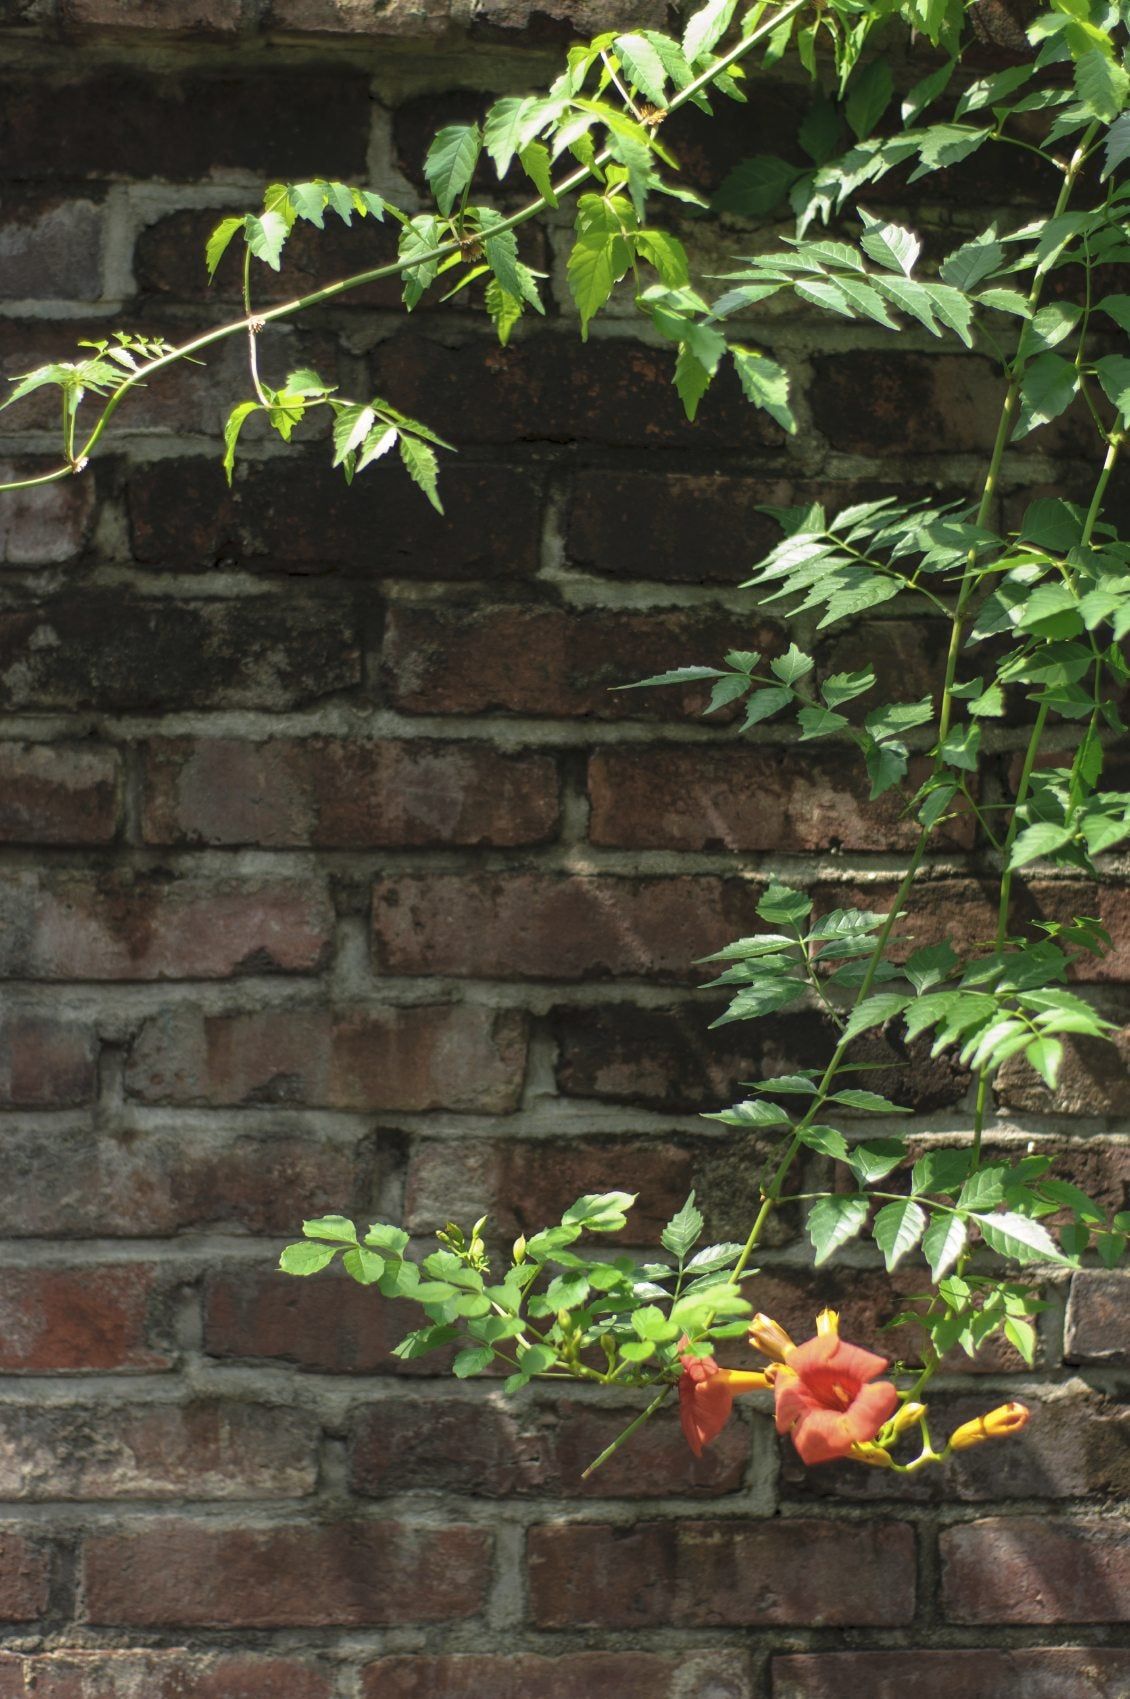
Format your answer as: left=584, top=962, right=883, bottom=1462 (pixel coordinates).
left=884, top=1400, right=927, bottom=1439
left=848, top=1441, right=894, bottom=1468
left=512, top=1234, right=527, bottom=1264
left=949, top=1402, right=1030, bottom=1451
left=815, top=1307, right=840, bottom=1338
left=749, top=1313, right=796, bottom=1363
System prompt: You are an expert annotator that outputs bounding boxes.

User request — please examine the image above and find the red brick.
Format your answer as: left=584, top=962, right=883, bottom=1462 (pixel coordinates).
left=373, top=873, right=763, bottom=981
left=470, top=0, right=672, bottom=35
left=811, top=352, right=1036, bottom=456
left=140, top=737, right=559, bottom=847
left=0, top=742, right=119, bottom=842
left=403, top=1132, right=798, bottom=1248
left=0, top=1012, right=96, bottom=1106
left=0, top=188, right=104, bottom=299
left=203, top=1266, right=444, bottom=1375
left=349, top=1396, right=754, bottom=1499
left=1021, top=881, right=1130, bottom=981
left=0, top=73, right=369, bottom=179
left=0, top=1530, right=50, bottom=1620
left=0, top=595, right=360, bottom=710
left=528, top=1519, right=915, bottom=1627
left=782, top=1384, right=1129, bottom=1503
left=0, top=1265, right=171, bottom=1372
left=127, top=457, right=542, bottom=579
left=0, top=460, right=96, bottom=564
left=550, top=1002, right=967, bottom=1115
left=0, top=1121, right=368, bottom=1236
left=266, top=0, right=454, bottom=34
left=0, top=872, right=331, bottom=979
left=997, top=1026, right=1130, bottom=1114
left=771, top=1649, right=1130, bottom=1699
left=0, top=1400, right=318, bottom=1498
left=368, top=331, right=786, bottom=453
left=817, top=617, right=952, bottom=713
left=382, top=597, right=785, bottom=718
left=360, top=1652, right=753, bottom=1699
left=60, top=0, right=242, bottom=27
left=82, top=1518, right=491, bottom=1626
left=0, top=1653, right=332, bottom=1699
left=940, top=1516, right=1130, bottom=1623
left=1065, top=1272, right=1129, bottom=1365
left=126, top=1004, right=527, bottom=1112
left=588, top=747, right=974, bottom=852
left=566, top=470, right=797, bottom=584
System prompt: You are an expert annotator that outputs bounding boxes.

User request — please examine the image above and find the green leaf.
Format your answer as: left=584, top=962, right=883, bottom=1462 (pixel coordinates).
left=245, top=209, right=290, bottom=271
left=661, top=1192, right=704, bottom=1261
left=279, top=1241, right=338, bottom=1275
left=342, top=1246, right=385, bottom=1284
left=518, top=140, right=557, bottom=206
left=741, top=685, right=793, bottom=727
left=356, top=424, right=399, bottom=471
left=770, top=642, right=814, bottom=685
left=904, top=941, right=959, bottom=993
left=756, top=882, right=812, bottom=926
left=797, top=705, right=849, bottom=740
left=205, top=214, right=246, bottom=280
left=847, top=1139, right=907, bottom=1185
left=399, top=434, right=443, bottom=514
left=807, top=1194, right=870, bottom=1265
left=685, top=1242, right=743, bottom=1274
left=425, top=124, right=482, bottom=216
left=1075, top=49, right=1129, bottom=124
left=674, top=344, right=713, bottom=422
left=1096, top=354, right=1130, bottom=425
left=922, top=1212, right=967, bottom=1281
left=873, top=1198, right=927, bottom=1271
left=562, top=1190, right=636, bottom=1231
left=821, top=668, right=875, bottom=709
left=842, top=993, right=910, bottom=1043
left=567, top=230, right=631, bottom=338
left=845, top=58, right=893, bottom=141
left=912, top=1149, right=971, bottom=1196
left=901, top=60, right=954, bottom=124
left=683, top=0, right=737, bottom=63
left=332, top=403, right=376, bottom=468
left=1024, top=1034, right=1063, bottom=1088
left=731, top=345, right=795, bottom=432
left=831, top=1088, right=911, bottom=1114
left=614, top=33, right=668, bottom=105
left=302, top=1214, right=359, bottom=1242
left=1103, top=112, right=1130, bottom=178
left=940, top=232, right=1003, bottom=291
left=797, top=1123, right=850, bottom=1161
left=703, top=1099, right=791, bottom=1128
left=1009, top=821, right=1074, bottom=869
left=222, top=401, right=259, bottom=485
left=1014, top=353, right=1080, bottom=439
left=973, top=1210, right=1071, bottom=1266
left=859, top=211, right=920, bottom=276
left=365, top=1222, right=410, bottom=1254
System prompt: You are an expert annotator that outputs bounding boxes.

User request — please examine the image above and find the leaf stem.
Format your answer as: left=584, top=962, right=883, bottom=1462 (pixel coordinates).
left=580, top=1383, right=674, bottom=1478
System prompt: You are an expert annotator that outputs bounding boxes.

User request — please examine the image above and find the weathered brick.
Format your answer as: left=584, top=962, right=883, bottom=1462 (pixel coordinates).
left=374, top=873, right=765, bottom=981
left=0, top=1653, right=332, bottom=1699
left=0, top=1530, right=50, bottom=1621
left=528, top=1519, right=915, bottom=1627
left=0, top=460, right=96, bottom=564
left=0, top=1265, right=171, bottom=1372
left=566, top=469, right=795, bottom=583
left=0, top=595, right=360, bottom=710
left=349, top=1395, right=755, bottom=1499
left=0, top=1401, right=318, bottom=1498
left=127, top=457, right=542, bottom=579
left=782, top=1384, right=1129, bottom=1503
left=0, top=872, right=331, bottom=979
left=360, top=1652, right=753, bottom=1699
left=0, top=188, right=104, bottom=299
left=1065, top=1272, right=1129, bottom=1365
left=0, top=1012, right=96, bottom=1106
left=382, top=597, right=784, bottom=718
left=588, top=747, right=974, bottom=852
left=811, top=353, right=1007, bottom=456
left=0, top=1121, right=368, bottom=1236
left=368, top=331, right=785, bottom=453
left=140, top=737, right=559, bottom=847
left=82, top=1518, right=491, bottom=1626
left=59, top=0, right=242, bottom=28
left=403, top=1132, right=798, bottom=1248
left=771, top=1649, right=1130, bottom=1699
left=940, top=1516, right=1130, bottom=1623
left=0, top=73, right=370, bottom=179
left=550, top=1002, right=968, bottom=1114
left=817, top=617, right=952, bottom=711
left=203, top=1266, right=444, bottom=1375
left=126, top=1004, right=527, bottom=1112
left=265, top=0, right=454, bottom=34
left=0, top=742, right=119, bottom=842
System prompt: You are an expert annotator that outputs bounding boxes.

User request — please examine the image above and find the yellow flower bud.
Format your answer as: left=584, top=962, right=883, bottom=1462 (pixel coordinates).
left=848, top=1441, right=894, bottom=1468
left=949, top=1402, right=1030, bottom=1451
left=815, top=1308, right=840, bottom=1338
left=884, top=1400, right=927, bottom=1439
left=512, top=1234, right=527, bottom=1264
left=748, top=1313, right=796, bottom=1363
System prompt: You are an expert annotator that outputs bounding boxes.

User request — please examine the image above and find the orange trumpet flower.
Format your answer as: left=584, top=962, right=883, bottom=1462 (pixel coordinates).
left=677, top=1344, right=770, bottom=1457
left=771, top=1325, right=899, bottom=1466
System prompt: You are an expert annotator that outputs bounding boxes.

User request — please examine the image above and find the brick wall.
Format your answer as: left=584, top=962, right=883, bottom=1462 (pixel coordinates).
left=0, top=4, right=1127, bottom=1696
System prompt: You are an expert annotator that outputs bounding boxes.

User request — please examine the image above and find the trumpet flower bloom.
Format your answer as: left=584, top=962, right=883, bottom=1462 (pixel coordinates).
left=771, top=1325, right=899, bottom=1466
left=677, top=1344, right=770, bottom=1457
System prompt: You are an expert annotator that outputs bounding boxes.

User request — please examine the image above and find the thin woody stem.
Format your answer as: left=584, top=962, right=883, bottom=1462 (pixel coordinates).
left=580, top=1384, right=674, bottom=1478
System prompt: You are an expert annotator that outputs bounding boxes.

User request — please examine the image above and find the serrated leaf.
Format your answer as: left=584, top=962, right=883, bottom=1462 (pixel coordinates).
left=922, top=1212, right=967, bottom=1281
left=848, top=1140, right=907, bottom=1185
left=279, top=1241, right=338, bottom=1275
left=683, top=0, right=737, bottom=63
left=831, top=1089, right=910, bottom=1114
left=940, top=233, right=1003, bottom=291
left=205, top=214, right=245, bottom=280
left=1014, top=353, right=1080, bottom=439
left=674, top=343, right=712, bottom=422
left=245, top=209, right=289, bottom=271
left=973, top=1210, right=1071, bottom=1266
left=859, top=212, right=920, bottom=276
left=797, top=1123, right=850, bottom=1161
left=614, top=32, right=668, bottom=105
left=356, top=424, right=398, bottom=471
left=342, top=1246, right=385, bottom=1285
left=519, top=140, right=557, bottom=205
left=874, top=1198, right=927, bottom=1271
left=703, top=1099, right=791, bottom=1128
left=222, top=400, right=259, bottom=485
left=1096, top=354, right=1130, bottom=425
left=845, top=58, right=893, bottom=141
left=398, top=433, right=443, bottom=514
left=1075, top=49, right=1129, bottom=124
left=302, top=1214, right=359, bottom=1242
left=842, top=993, right=910, bottom=1043
left=568, top=229, right=631, bottom=338
left=685, top=1242, right=742, bottom=1273
left=661, top=1192, right=705, bottom=1261
left=807, top=1194, right=870, bottom=1265
left=1103, top=111, right=1130, bottom=178
left=332, top=403, right=376, bottom=468
left=425, top=124, right=482, bottom=217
